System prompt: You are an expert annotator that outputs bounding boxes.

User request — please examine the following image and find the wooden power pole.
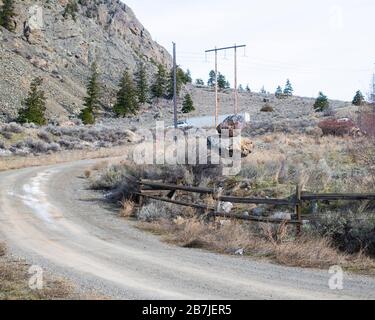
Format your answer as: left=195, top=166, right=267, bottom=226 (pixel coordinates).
left=173, top=42, right=178, bottom=129
left=205, top=44, right=246, bottom=126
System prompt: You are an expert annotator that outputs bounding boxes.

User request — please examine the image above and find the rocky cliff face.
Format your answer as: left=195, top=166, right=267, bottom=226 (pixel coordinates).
left=0, top=0, right=172, bottom=122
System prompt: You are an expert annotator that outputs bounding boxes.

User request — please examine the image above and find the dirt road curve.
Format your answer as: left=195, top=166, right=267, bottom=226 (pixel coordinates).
left=0, top=159, right=374, bottom=300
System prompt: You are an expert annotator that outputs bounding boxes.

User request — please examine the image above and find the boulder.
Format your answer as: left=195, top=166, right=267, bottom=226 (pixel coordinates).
left=220, top=202, right=233, bottom=214
left=271, top=212, right=292, bottom=220
left=217, top=114, right=249, bottom=137
left=124, top=130, right=140, bottom=143
left=208, top=135, right=254, bottom=158
left=240, top=138, right=254, bottom=157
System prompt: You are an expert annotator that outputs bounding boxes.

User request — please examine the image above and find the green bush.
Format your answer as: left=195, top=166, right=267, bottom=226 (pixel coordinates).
left=311, top=211, right=375, bottom=256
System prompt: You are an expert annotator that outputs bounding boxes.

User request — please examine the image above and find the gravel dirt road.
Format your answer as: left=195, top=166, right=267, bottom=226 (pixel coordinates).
left=0, top=159, right=374, bottom=300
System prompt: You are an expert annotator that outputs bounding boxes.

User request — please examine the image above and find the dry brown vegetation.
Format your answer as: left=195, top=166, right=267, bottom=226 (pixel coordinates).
left=0, top=242, right=74, bottom=300
left=138, top=217, right=375, bottom=273
left=88, top=131, right=375, bottom=271
left=0, top=145, right=132, bottom=172
left=119, top=200, right=136, bottom=218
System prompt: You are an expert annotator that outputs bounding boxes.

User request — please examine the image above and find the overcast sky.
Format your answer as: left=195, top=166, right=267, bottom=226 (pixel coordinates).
left=125, top=0, right=374, bottom=101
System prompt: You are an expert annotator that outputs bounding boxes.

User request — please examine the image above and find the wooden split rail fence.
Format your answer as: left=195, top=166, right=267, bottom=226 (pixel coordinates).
left=136, top=180, right=375, bottom=236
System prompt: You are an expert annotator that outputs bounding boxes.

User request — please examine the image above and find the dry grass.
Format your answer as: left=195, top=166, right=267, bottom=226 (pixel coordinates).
left=0, top=241, right=103, bottom=300
left=0, top=257, right=73, bottom=300
left=0, top=242, right=73, bottom=300
left=119, top=199, right=135, bottom=218
left=0, top=145, right=132, bottom=172
left=0, top=241, right=6, bottom=257
left=84, top=169, right=92, bottom=178
left=138, top=217, right=375, bottom=273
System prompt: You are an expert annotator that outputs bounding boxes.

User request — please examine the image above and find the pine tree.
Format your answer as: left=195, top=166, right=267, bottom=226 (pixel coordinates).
left=238, top=84, right=244, bottom=92
left=152, top=64, right=167, bottom=98
left=185, top=69, right=192, bottom=83
left=182, top=94, right=195, bottom=113
left=63, top=0, right=79, bottom=21
left=167, top=67, right=185, bottom=99
left=352, top=90, right=365, bottom=106
left=275, top=86, right=283, bottom=98
left=18, top=77, right=47, bottom=126
left=80, top=63, right=100, bottom=125
left=260, top=86, right=267, bottom=94
left=207, top=70, right=216, bottom=87
left=246, top=85, right=251, bottom=93
left=195, top=79, right=204, bottom=86
left=283, top=79, right=293, bottom=96
left=314, top=92, right=329, bottom=112
left=0, top=0, right=16, bottom=32
left=135, top=62, right=148, bottom=104
left=217, top=73, right=227, bottom=90
left=113, top=71, right=139, bottom=117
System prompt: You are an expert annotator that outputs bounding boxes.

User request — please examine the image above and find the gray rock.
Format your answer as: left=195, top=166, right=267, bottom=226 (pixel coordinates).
left=252, top=206, right=265, bottom=217
left=0, top=0, right=172, bottom=122
left=234, top=248, right=244, bottom=256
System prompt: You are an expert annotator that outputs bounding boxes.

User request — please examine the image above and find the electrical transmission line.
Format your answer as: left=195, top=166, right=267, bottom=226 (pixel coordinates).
left=205, top=44, right=246, bottom=126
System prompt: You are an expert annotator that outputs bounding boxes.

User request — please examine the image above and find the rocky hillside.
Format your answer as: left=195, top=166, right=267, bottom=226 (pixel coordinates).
left=0, top=0, right=172, bottom=122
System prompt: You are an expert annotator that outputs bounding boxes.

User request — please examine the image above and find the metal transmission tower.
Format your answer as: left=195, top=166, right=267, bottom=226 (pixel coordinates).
left=205, top=44, right=246, bottom=127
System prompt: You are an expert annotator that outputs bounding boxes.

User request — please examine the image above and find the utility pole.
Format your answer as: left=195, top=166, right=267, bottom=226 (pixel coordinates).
left=205, top=44, right=246, bottom=126
left=215, top=47, right=218, bottom=127
left=234, top=45, right=238, bottom=114
left=173, top=42, right=177, bottom=129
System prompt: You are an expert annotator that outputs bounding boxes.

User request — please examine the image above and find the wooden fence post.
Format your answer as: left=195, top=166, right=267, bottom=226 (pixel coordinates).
left=295, top=185, right=302, bottom=237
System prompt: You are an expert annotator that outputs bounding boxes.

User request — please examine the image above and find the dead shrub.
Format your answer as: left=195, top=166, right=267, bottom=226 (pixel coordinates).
left=119, top=199, right=135, bottom=218
left=318, top=118, right=356, bottom=136
left=259, top=221, right=290, bottom=245
left=260, top=104, right=274, bottom=112
left=84, top=169, right=91, bottom=178
left=274, top=236, right=346, bottom=268
left=0, top=242, right=6, bottom=256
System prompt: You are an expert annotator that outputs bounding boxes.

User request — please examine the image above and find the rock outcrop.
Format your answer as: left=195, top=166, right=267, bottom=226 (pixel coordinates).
left=0, top=0, right=172, bottom=122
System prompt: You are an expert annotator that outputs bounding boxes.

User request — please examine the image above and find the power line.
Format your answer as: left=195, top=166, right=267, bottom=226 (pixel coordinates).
left=205, top=44, right=247, bottom=124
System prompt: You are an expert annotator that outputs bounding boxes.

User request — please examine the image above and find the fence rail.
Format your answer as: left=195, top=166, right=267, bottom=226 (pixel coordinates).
left=138, top=179, right=375, bottom=235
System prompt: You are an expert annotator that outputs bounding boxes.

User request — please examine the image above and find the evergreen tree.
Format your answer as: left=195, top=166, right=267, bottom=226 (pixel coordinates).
left=246, top=84, right=251, bottom=93
left=80, top=63, right=100, bottom=125
left=283, top=79, right=294, bottom=96
left=113, top=71, right=139, bottom=117
left=182, top=93, right=195, bottom=113
left=275, top=86, right=283, bottom=98
left=152, top=64, right=167, bottom=98
left=135, top=62, right=148, bottom=104
left=0, top=0, right=16, bottom=32
left=207, top=70, right=216, bottom=87
left=260, top=86, right=267, bottom=94
left=195, top=79, right=204, bottom=86
left=217, top=73, right=227, bottom=90
left=314, top=92, right=329, bottom=112
left=352, top=90, right=365, bottom=106
left=18, top=77, right=47, bottom=126
left=185, top=69, right=192, bottom=83
left=63, top=0, right=79, bottom=21
left=238, top=84, right=244, bottom=92
left=167, top=67, right=186, bottom=99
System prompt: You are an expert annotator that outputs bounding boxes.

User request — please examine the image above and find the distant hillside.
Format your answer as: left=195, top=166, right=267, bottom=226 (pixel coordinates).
left=0, top=0, right=172, bottom=122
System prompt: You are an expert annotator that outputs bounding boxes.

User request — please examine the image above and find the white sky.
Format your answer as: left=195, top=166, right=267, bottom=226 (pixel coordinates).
left=125, top=0, right=375, bottom=101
